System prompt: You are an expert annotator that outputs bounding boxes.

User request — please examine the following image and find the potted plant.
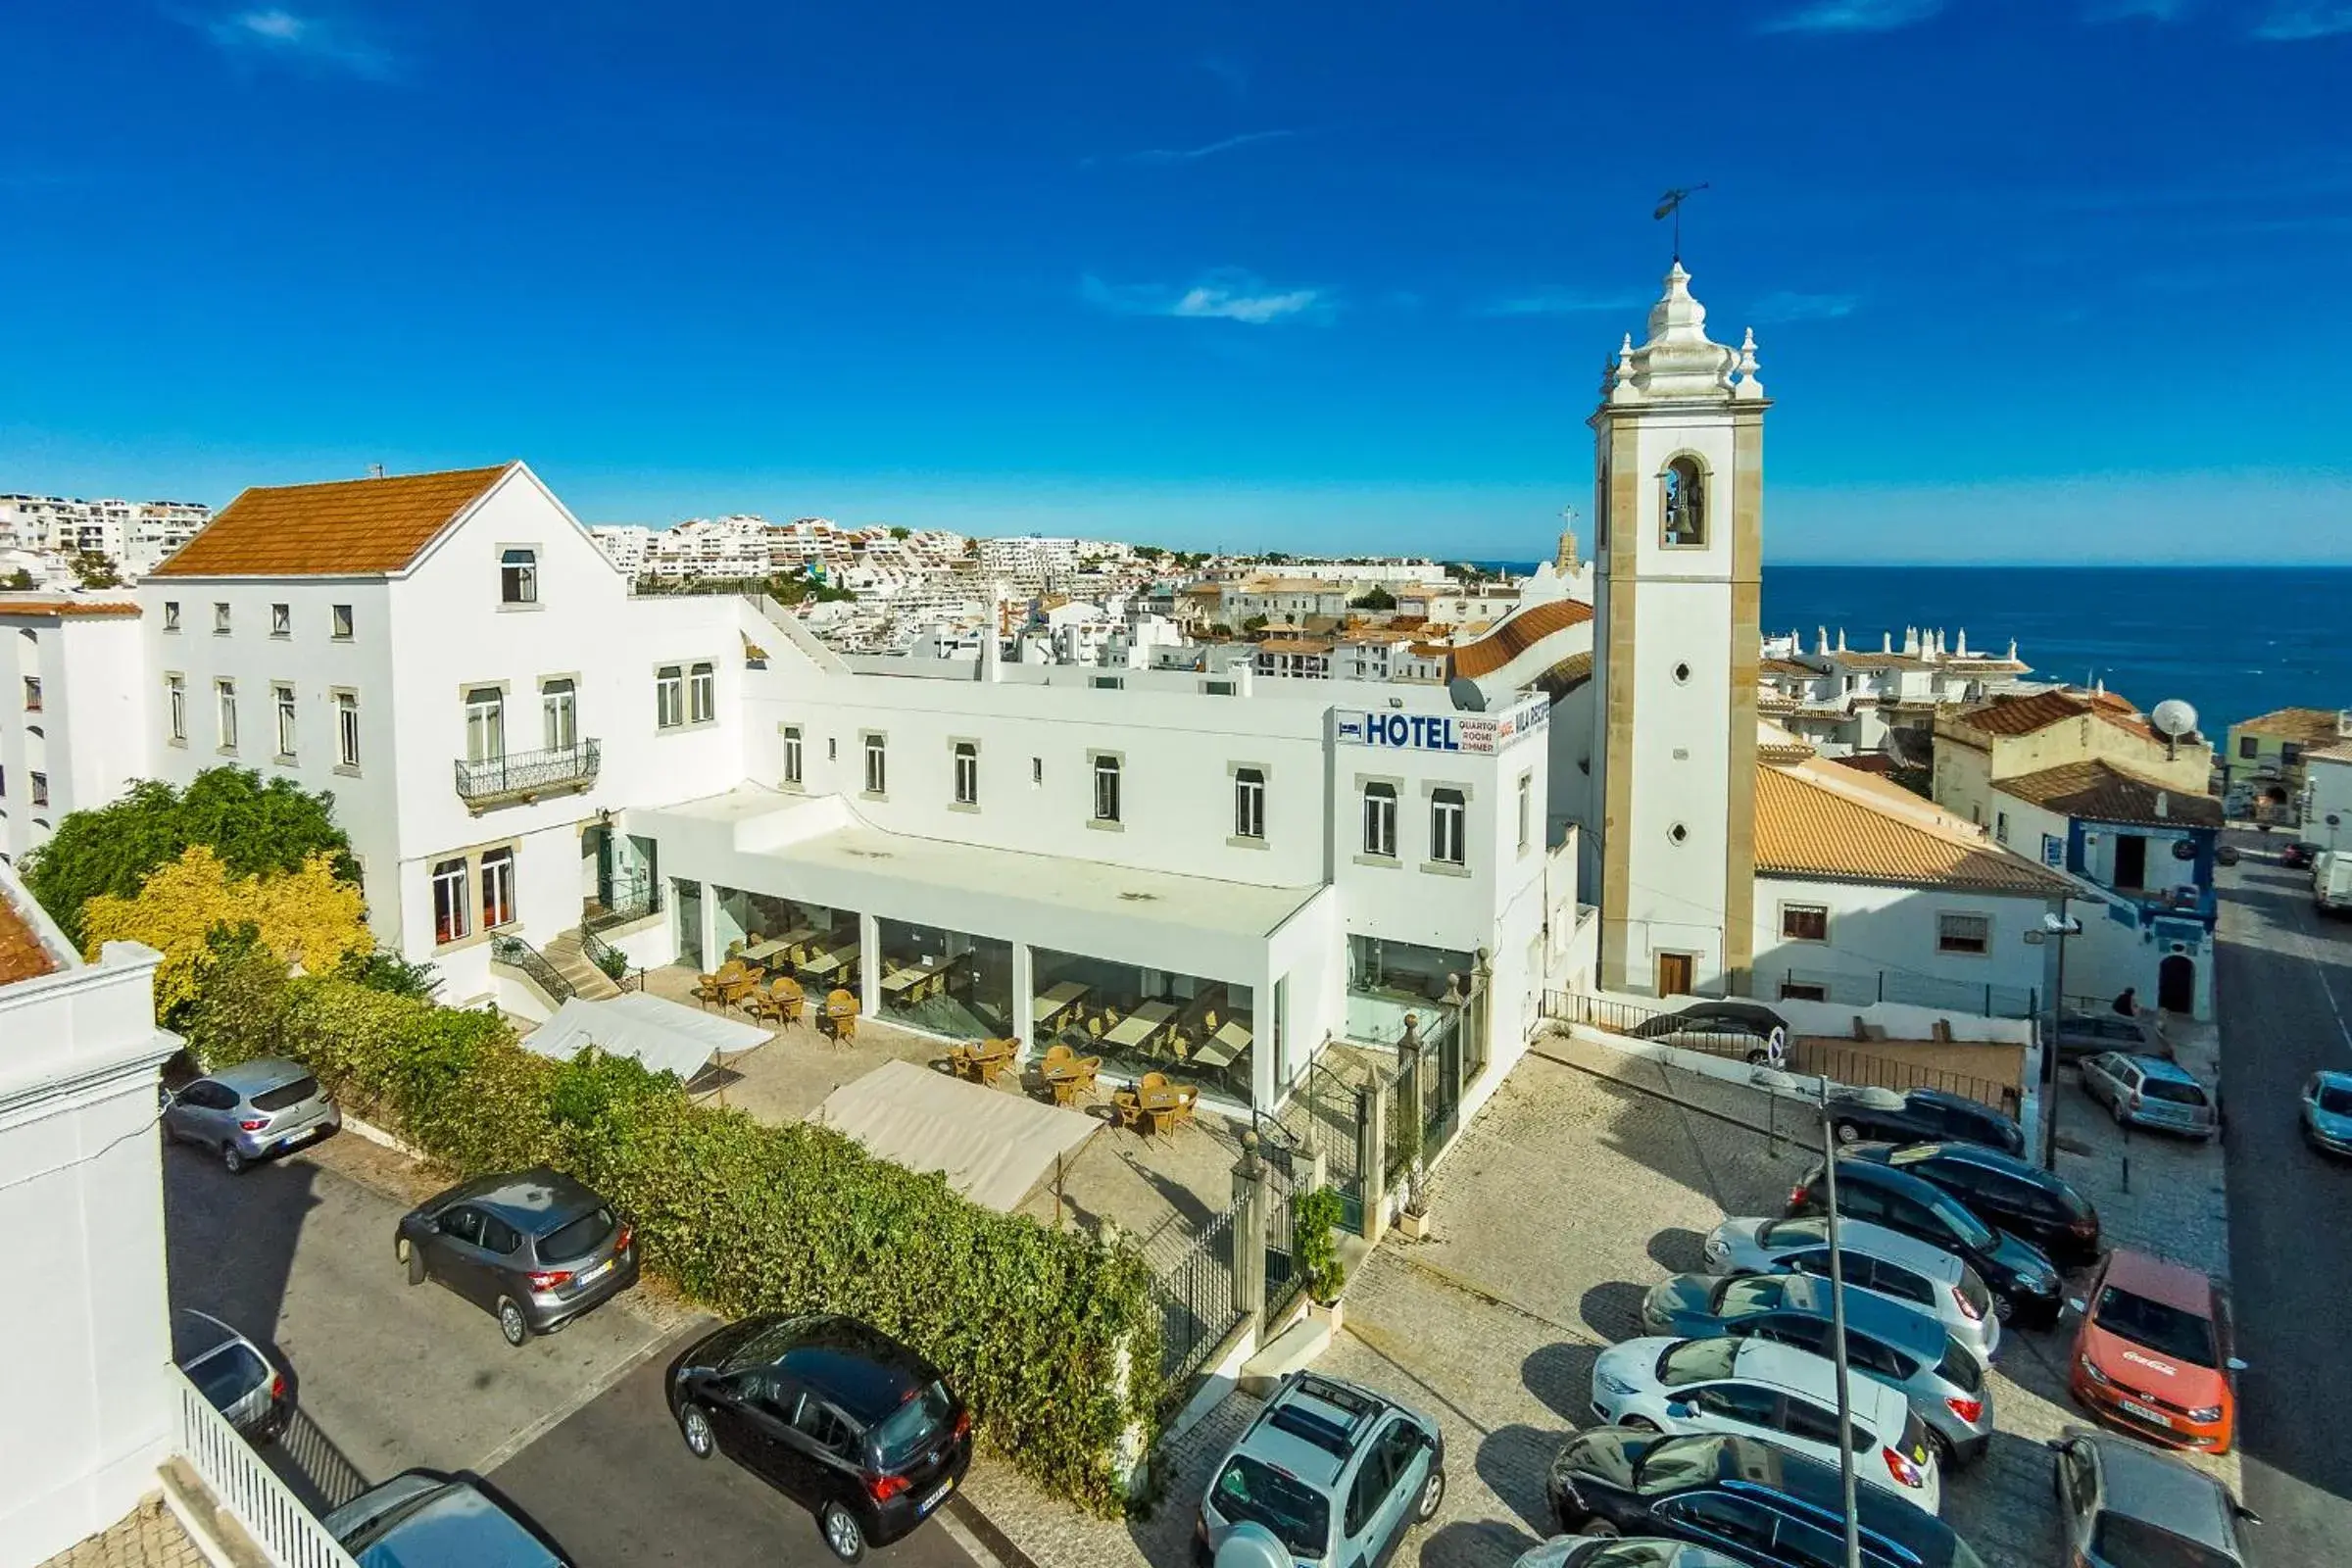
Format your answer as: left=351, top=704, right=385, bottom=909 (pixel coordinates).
left=1391, top=1116, right=1432, bottom=1238
left=1295, top=1187, right=1348, bottom=1327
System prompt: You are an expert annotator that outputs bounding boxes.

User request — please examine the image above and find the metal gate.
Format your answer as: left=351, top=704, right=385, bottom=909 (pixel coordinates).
left=1259, top=1054, right=1369, bottom=1234
left=1145, top=1204, right=1243, bottom=1389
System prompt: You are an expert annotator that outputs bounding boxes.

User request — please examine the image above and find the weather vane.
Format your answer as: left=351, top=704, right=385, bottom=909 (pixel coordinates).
left=1652, top=184, right=1709, bottom=262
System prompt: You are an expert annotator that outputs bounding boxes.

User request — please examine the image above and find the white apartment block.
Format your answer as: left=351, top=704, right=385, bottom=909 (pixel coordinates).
left=0, top=596, right=147, bottom=864
left=0, top=494, right=210, bottom=576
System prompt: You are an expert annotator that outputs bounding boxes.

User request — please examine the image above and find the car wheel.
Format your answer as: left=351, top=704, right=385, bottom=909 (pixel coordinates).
left=497, top=1298, right=530, bottom=1348
left=1577, top=1518, right=1622, bottom=1539
left=1993, top=1295, right=2017, bottom=1325
left=680, top=1403, right=715, bottom=1459
left=399, top=1238, right=424, bottom=1286
left=1415, top=1466, right=1446, bottom=1522
left=1926, top=1428, right=1955, bottom=1471
left=2112, top=1097, right=2130, bottom=1127
left=1833, top=1120, right=1862, bottom=1145
left=819, top=1500, right=866, bottom=1564
left=1618, top=1415, right=1660, bottom=1433
left=220, top=1143, right=246, bottom=1175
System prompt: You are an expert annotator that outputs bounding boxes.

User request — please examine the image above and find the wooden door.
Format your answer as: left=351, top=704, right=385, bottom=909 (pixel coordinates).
left=1656, top=952, right=1695, bottom=1000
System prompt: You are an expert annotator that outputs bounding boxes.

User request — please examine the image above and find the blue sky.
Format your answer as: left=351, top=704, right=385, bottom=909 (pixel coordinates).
left=4, top=1, right=2349, bottom=562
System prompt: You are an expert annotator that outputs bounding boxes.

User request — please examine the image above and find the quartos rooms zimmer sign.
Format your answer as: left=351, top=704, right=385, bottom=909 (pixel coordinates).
left=1336, top=697, right=1548, bottom=756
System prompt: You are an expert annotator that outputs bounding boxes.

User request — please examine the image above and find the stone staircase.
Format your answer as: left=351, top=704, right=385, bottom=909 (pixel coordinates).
left=543, top=928, right=621, bottom=1002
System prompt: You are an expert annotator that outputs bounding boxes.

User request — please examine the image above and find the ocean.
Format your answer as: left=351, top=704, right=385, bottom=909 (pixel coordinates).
left=1471, top=563, right=2352, bottom=734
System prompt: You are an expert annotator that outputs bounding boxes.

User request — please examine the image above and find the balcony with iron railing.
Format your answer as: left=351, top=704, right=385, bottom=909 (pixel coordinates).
left=453, top=739, right=601, bottom=812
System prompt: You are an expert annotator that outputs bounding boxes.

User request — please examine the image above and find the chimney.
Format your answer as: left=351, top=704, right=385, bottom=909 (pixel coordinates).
left=1903, top=625, right=1920, bottom=658
left=1882, top=630, right=1893, bottom=654
left=1955, top=627, right=1969, bottom=658
left=979, top=593, right=1004, bottom=682
left=2155, top=792, right=2169, bottom=818
left=1817, top=625, right=1830, bottom=656
left=2008, top=638, right=2019, bottom=662
left=1836, top=628, right=1847, bottom=653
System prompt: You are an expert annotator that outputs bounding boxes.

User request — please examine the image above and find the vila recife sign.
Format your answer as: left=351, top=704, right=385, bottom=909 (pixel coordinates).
left=1337, top=698, right=1547, bottom=754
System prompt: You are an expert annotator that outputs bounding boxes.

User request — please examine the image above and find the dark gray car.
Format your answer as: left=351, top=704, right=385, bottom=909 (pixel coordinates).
left=2052, top=1426, right=2258, bottom=1567
left=162, top=1057, right=339, bottom=1173
left=2053, top=1010, right=2171, bottom=1064
left=396, top=1167, right=639, bottom=1347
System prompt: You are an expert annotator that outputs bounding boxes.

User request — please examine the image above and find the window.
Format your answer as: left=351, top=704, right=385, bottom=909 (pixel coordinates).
left=1661, top=456, right=1707, bottom=547
left=2237, top=735, right=2257, bottom=760
left=1235, top=767, right=1266, bottom=840
left=1363, top=782, right=1397, bottom=858
left=21, top=676, right=39, bottom=712
left=167, top=674, right=186, bottom=742
left=501, top=547, right=538, bottom=605
left=465, top=687, right=506, bottom=762
left=331, top=604, right=353, bottom=640
left=790, top=1397, right=857, bottom=1458
left=782, top=725, right=803, bottom=785
left=270, top=603, right=290, bottom=638
left=214, top=602, right=230, bottom=634
left=1778, top=981, right=1829, bottom=1003
left=480, top=847, right=515, bottom=929
left=1093, top=754, right=1121, bottom=822
left=688, top=662, right=715, bottom=723
left=1936, top=911, right=1990, bottom=956
left=1431, top=787, right=1467, bottom=864
left=954, top=742, right=979, bottom=806
left=28, top=772, right=47, bottom=808
left=1031, top=757, right=1043, bottom=784
left=273, top=683, right=297, bottom=759
left=1780, top=903, right=1830, bottom=942
left=863, top=733, right=887, bottom=795
left=655, top=665, right=684, bottom=728
left=432, top=857, right=469, bottom=944
left=437, top=1205, right=485, bottom=1247
left=1650, top=1495, right=1777, bottom=1553
left=164, top=601, right=180, bottom=633
left=1994, top=809, right=2009, bottom=844
left=336, top=692, right=361, bottom=767
left=1516, top=773, right=1532, bottom=852
left=541, top=678, right=576, bottom=751
left=477, top=1214, right=522, bottom=1255
left=215, top=679, right=238, bottom=750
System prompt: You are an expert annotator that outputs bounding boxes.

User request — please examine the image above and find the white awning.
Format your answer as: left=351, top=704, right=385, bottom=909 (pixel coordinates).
left=521, top=993, right=768, bottom=1081
left=809, top=1057, right=1101, bottom=1213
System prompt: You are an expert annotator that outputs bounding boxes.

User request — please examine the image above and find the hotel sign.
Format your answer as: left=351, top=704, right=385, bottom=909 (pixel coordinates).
left=1338, top=697, right=1547, bottom=755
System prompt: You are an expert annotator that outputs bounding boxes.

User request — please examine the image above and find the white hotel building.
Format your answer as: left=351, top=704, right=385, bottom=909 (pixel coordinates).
left=64, top=462, right=1584, bottom=1119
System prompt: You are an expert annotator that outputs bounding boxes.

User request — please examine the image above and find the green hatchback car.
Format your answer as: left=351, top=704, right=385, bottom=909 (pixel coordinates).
left=1196, top=1372, right=1446, bottom=1567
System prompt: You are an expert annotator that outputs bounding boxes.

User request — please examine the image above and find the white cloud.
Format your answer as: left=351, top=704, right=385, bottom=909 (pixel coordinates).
left=1089, top=129, right=1298, bottom=169
left=1760, top=0, right=1944, bottom=31
left=2256, top=2, right=2352, bottom=38
left=1477, top=287, right=1653, bottom=318
left=200, top=8, right=392, bottom=77
left=1082, top=270, right=1330, bottom=325
left=1750, top=291, right=1860, bottom=322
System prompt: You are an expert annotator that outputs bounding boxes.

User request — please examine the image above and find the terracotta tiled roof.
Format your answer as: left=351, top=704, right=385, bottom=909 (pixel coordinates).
left=0, top=598, right=141, bottom=618
left=2305, top=741, right=2352, bottom=765
left=1451, top=597, right=1594, bottom=679
left=2231, top=706, right=2347, bottom=746
left=1834, top=752, right=1901, bottom=776
left=1254, top=637, right=1332, bottom=655
left=1954, top=688, right=2163, bottom=743
left=0, top=888, right=60, bottom=986
left=1760, top=657, right=1816, bottom=676
left=1755, top=759, right=2074, bottom=895
left=151, top=464, right=515, bottom=578
left=1994, top=760, right=2226, bottom=828
left=1826, top=653, right=1930, bottom=670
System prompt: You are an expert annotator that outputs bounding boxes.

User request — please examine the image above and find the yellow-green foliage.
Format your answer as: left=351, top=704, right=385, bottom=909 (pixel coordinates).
left=80, top=847, right=370, bottom=1013
left=186, top=957, right=1161, bottom=1513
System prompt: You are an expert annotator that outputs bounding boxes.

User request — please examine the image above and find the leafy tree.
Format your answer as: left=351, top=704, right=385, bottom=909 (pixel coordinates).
left=339, top=948, right=443, bottom=1000
left=80, top=846, right=371, bottom=1016
left=1349, top=584, right=1397, bottom=611
left=3, top=567, right=32, bottom=591
left=1242, top=613, right=1270, bottom=633
left=889, top=525, right=910, bottom=540
left=70, top=549, right=121, bottom=589
left=22, top=767, right=359, bottom=945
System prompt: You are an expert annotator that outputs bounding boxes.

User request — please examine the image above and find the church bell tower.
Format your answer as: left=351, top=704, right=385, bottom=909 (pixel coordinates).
left=1587, top=263, right=1768, bottom=997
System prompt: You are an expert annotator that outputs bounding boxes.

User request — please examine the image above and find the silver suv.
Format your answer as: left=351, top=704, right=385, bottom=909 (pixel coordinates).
left=163, top=1058, right=339, bottom=1173
left=1197, top=1373, right=1446, bottom=1567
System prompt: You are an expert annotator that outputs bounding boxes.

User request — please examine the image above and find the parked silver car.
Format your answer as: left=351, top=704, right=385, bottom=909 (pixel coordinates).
left=1701, top=1213, right=2000, bottom=1365
left=172, top=1308, right=284, bottom=1442
left=162, top=1058, right=340, bottom=1173
left=2080, top=1053, right=2218, bottom=1140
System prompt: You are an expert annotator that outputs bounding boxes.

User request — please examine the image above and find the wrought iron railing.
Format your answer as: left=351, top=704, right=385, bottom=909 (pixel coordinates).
left=453, top=740, right=601, bottom=809
left=172, top=1366, right=361, bottom=1568
left=490, top=934, right=575, bottom=1004
left=579, top=923, right=642, bottom=992
left=1146, top=1203, right=1245, bottom=1393
left=585, top=876, right=662, bottom=930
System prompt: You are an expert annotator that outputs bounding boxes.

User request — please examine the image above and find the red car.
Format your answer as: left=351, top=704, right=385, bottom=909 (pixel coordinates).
left=2068, top=1249, right=2242, bottom=1453
left=2281, top=842, right=2317, bottom=870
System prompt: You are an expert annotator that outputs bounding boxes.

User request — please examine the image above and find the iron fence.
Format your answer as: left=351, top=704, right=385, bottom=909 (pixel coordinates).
left=172, top=1366, right=361, bottom=1568
left=1146, top=1203, right=1245, bottom=1391
left=1773, top=965, right=2038, bottom=1020
left=453, top=740, right=602, bottom=808
left=1800, top=1041, right=2019, bottom=1114
left=489, top=934, right=575, bottom=1004
left=1263, top=1179, right=1302, bottom=1321
left=1259, top=1054, right=1370, bottom=1234
left=579, top=924, right=643, bottom=992
left=586, top=874, right=662, bottom=930
left=1543, top=989, right=1671, bottom=1034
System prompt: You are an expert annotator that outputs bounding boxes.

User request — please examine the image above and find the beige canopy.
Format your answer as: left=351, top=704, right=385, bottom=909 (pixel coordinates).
left=808, top=1058, right=1099, bottom=1212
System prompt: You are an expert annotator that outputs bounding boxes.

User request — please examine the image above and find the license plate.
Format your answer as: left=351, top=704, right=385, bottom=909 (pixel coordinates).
left=919, top=1477, right=953, bottom=1515
left=580, top=1257, right=614, bottom=1284
left=274, top=1125, right=316, bottom=1151
left=2118, top=1398, right=2167, bottom=1425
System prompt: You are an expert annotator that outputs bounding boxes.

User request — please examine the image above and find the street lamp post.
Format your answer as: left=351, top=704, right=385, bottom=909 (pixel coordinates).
left=2042, top=907, right=2083, bottom=1170
left=1816, top=1074, right=1863, bottom=1568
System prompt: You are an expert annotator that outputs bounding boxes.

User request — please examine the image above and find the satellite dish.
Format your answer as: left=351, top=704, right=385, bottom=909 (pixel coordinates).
left=1215, top=1524, right=1290, bottom=1568
left=2151, top=699, right=2198, bottom=740
left=1447, top=675, right=1490, bottom=713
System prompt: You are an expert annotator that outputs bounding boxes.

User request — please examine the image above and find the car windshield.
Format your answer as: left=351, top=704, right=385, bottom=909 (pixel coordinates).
left=1632, top=1435, right=1726, bottom=1494
left=1717, top=1277, right=1787, bottom=1315
left=537, top=1206, right=614, bottom=1262
left=2140, top=1077, right=2208, bottom=1106
left=871, top=1380, right=956, bottom=1469
left=1211, top=1455, right=1330, bottom=1557
left=1657, top=1339, right=1742, bottom=1387
left=2089, top=1514, right=2237, bottom=1568
left=2094, top=1287, right=2219, bottom=1367
left=1936, top=1341, right=1984, bottom=1395
left=1925, top=1191, right=1996, bottom=1250
left=250, top=1075, right=319, bottom=1112
left=2319, top=1085, right=2352, bottom=1116
left=187, top=1344, right=270, bottom=1411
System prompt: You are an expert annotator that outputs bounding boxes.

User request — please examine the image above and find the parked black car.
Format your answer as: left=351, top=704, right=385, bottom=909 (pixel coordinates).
left=1788, top=1153, right=2065, bottom=1327
left=1823, top=1086, right=2026, bottom=1155
left=1845, top=1141, right=2102, bottom=1268
left=1545, top=1429, right=1987, bottom=1568
left=2053, top=1009, right=2172, bottom=1065
left=667, top=1313, right=973, bottom=1563
left=394, top=1167, right=639, bottom=1347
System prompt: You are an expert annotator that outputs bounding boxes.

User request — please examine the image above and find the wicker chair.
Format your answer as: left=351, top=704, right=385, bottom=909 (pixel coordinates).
left=693, top=971, right=726, bottom=1008
left=824, top=987, right=859, bottom=1046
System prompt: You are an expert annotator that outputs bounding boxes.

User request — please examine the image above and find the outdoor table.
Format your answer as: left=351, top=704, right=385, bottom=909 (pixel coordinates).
left=1042, top=1060, right=1094, bottom=1105
left=1193, top=1022, right=1250, bottom=1071
left=1102, top=999, right=1176, bottom=1049
left=1137, top=1086, right=1185, bottom=1136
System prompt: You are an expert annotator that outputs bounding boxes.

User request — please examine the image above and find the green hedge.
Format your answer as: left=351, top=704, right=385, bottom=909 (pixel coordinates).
left=188, top=956, right=1162, bottom=1513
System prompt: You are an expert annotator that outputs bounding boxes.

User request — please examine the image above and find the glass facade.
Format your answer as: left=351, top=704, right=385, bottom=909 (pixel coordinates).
left=1030, top=948, right=1253, bottom=1104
